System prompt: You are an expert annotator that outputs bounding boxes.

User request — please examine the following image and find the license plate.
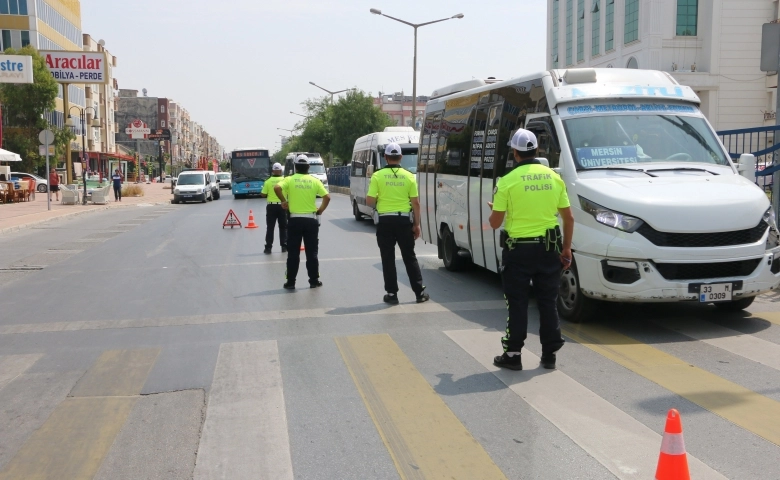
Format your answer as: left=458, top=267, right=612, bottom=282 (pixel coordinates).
left=699, top=283, right=732, bottom=302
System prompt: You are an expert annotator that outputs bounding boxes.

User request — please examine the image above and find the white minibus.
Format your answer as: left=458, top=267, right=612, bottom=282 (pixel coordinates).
left=350, top=127, right=420, bottom=221
left=418, top=68, right=780, bottom=322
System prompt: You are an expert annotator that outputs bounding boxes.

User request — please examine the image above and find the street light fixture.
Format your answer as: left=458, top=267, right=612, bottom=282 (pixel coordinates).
left=308, top=81, right=354, bottom=104
left=66, top=106, right=101, bottom=205
left=277, top=128, right=296, bottom=133
left=290, top=111, right=310, bottom=118
left=370, top=8, right=464, bottom=130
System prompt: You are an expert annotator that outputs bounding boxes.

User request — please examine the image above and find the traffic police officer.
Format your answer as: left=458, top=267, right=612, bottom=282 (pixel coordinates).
left=274, top=154, right=330, bottom=289
left=261, top=162, right=287, bottom=254
left=489, top=129, right=574, bottom=370
left=366, top=142, right=429, bottom=304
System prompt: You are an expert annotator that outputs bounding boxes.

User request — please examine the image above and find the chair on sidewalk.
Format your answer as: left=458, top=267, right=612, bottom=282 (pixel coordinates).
left=90, top=184, right=110, bottom=205
left=61, top=186, right=79, bottom=205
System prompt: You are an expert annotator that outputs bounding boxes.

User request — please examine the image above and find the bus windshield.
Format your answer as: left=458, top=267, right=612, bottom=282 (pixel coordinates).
left=231, top=156, right=271, bottom=182
left=380, top=148, right=418, bottom=174
left=563, top=113, right=730, bottom=170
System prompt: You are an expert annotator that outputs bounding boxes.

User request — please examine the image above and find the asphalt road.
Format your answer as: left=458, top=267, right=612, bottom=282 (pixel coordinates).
left=1, top=191, right=779, bottom=479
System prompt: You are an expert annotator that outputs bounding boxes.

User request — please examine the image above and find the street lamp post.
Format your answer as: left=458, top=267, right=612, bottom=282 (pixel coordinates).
left=290, top=111, right=309, bottom=119
left=66, top=106, right=100, bottom=205
left=370, top=8, right=464, bottom=130
left=308, top=82, right=353, bottom=104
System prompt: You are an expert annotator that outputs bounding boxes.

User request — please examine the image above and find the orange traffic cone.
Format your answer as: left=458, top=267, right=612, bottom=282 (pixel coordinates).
left=246, top=210, right=259, bottom=229
left=655, top=409, right=690, bottom=480
left=300, top=245, right=305, bottom=251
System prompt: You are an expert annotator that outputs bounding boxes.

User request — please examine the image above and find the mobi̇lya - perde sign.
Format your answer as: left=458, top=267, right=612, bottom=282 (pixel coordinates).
left=40, top=51, right=108, bottom=84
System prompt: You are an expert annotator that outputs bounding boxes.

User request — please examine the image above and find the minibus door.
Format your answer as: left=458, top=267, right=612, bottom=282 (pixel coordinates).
left=480, top=103, right=503, bottom=273
left=467, top=107, right=488, bottom=269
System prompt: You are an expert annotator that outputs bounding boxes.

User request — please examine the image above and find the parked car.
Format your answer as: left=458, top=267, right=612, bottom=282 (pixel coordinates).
left=172, top=171, right=211, bottom=204
left=206, top=171, right=220, bottom=200
left=217, top=172, right=231, bottom=189
left=11, top=172, right=48, bottom=193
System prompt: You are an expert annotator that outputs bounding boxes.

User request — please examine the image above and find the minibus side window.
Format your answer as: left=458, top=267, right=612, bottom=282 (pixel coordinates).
left=351, top=151, right=364, bottom=177
left=469, top=108, right=488, bottom=178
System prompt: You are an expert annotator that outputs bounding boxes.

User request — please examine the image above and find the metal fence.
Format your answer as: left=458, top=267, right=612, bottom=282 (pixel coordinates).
left=327, top=166, right=350, bottom=187
left=717, top=125, right=780, bottom=201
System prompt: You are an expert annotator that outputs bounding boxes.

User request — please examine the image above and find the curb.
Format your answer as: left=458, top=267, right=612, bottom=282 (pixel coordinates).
left=0, top=199, right=172, bottom=236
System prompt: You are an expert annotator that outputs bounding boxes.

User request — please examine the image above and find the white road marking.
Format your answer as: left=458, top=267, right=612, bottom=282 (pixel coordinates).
left=0, top=354, right=42, bottom=391
left=654, top=317, right=780, bottom=372
left=445, top=329, right=726, bottom=480
left=0, top=300, right=506, bottom=335
left=194, top=341, right=293, bottom=480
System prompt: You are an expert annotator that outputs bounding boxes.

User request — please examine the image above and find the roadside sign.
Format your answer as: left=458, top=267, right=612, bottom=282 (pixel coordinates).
left=223, top=209, right=242, bottom=229
left=38, top=145, right=55, bottom=156
left=40, top=50, right=109, bottom=84
left=39, top=129, right=55, bottom=145
left=761, top=23, right=780, bottom=72
left=147, top=129, right=171, bottom=140
left=0, top=55, right=33, bottom=84
left=125, top=119, right=150, bottom=139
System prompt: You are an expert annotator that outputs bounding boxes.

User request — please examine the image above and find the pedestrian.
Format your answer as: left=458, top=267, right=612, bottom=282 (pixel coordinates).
left=261, top=162, right=288, bottom=254
left=488, top=129, right=574, bottom=371
left=112, top=168, right=123, bottom=202
left=274, top=154, right=330, bottom=289
left=48, top=168, right=60, bottom=202
left=366, top=142, right=429, bottom=305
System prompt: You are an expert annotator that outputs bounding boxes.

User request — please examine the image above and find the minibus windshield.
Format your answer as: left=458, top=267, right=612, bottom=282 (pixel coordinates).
left=563, top=114, right=729, bottom=170
left=308, top=164, right=326, bottom=174
left=380, top=148, right=418, bottom=173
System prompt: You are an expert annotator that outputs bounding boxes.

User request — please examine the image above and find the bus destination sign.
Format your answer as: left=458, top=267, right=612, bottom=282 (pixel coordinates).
left=232, top=150, right=268, bottom=158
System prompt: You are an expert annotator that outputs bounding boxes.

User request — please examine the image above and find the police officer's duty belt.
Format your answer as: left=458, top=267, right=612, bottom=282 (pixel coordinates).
left=379, top=212, right=410, bottom=217
left=290, top=213, right=317, bottom=219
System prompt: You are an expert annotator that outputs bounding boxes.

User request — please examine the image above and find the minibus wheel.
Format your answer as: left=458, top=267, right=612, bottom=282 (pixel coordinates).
left=353, top=200, right=363, bottom=221
left=442, top=226, right=468, bottom=271
left=558, top=259, right=596, bottom=323
left=714, top=296, right=755, bottom=312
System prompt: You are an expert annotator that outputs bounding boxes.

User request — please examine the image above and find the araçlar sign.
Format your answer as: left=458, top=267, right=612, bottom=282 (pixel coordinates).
left=40, top=50, right=109, bottom=84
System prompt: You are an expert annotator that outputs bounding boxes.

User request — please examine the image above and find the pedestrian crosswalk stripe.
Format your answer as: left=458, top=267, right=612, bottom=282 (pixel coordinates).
left=0, top=300, right=507, bottom=335
left=446, top=329, right=726, bottom=480
left=336, top=334, right=508, bottom=480
left=0, top=354, right=41, bottom=391
left=0, top=349, right=159, bottom=479
left=194, top=341, right=293, bottom=480
left=562, top=323, right=780, bottom=446
left=653, top=317, right=780, bottom=372
left=70, top=348, right=160, bottom=397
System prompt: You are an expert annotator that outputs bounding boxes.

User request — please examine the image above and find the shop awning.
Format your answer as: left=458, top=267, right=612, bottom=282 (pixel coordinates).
left=0, top=148, right=22, bottom=162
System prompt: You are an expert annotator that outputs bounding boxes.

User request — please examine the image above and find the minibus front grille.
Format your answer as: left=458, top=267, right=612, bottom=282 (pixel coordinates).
left=636, top=221, right=768, bottom=248
left=654, top=258, right=762, bottom=281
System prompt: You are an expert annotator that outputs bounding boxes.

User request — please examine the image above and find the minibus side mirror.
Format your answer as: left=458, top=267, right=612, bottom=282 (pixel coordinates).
left=367, top=165, right=375, bottom=177
left=736, top=153, right=756, bottom=183
left=536, top=158, right=550, bottom=168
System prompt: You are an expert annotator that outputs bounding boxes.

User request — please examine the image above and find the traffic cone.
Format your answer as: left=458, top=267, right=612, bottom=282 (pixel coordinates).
left=246, top=210, right=259, bottom=229
left=655, top=409, right=690, bottom=480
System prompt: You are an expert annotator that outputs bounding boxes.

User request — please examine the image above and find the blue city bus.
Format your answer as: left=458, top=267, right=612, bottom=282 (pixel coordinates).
left=230, top=148, right=272, bottom=198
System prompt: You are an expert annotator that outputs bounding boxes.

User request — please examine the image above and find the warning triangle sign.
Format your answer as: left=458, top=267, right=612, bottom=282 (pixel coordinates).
left=247, top=158, right=256, bottom=167
left=223, top=209, right=243, bottom=228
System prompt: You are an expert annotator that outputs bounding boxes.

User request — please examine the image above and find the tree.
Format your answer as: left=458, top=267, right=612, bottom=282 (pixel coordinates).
left=0, top=45, right=73, bottom=174
left=330, top=90, right=394, bottom=163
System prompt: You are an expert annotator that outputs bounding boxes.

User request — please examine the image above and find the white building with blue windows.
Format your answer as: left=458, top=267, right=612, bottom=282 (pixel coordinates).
left=547, top=0, right=778, bottom=131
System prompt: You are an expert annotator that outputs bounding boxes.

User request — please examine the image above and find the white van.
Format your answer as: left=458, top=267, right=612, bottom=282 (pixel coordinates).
left=418, top=68, right=780, bottom=321
left=284, top=152, right=328, bottom=193
left=350, top=127, right=420, bottom=221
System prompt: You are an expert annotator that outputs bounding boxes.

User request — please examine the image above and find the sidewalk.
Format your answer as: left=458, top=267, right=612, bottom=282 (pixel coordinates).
left=0, top=181, right=175, bottom=234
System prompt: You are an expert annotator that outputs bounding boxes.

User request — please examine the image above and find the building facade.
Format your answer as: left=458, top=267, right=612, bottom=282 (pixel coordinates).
left=546, top=0, right=778, bottom=131
left=0, top=0, right=87, bottom=127
left=373, top=92, right=429, bottom=130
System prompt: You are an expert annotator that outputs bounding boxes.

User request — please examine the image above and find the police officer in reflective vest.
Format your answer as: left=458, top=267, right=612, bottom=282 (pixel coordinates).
left=488, top=129, right=574, bottom=370
left=366, top=143, right=429, bottom=304
left=261, top=162, right=288, bottom=254
left=274, top=154, right=330, bottom=289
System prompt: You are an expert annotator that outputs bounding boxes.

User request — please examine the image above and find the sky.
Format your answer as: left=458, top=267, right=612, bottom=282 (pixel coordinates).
left=81, top=0, right=548, bottom=154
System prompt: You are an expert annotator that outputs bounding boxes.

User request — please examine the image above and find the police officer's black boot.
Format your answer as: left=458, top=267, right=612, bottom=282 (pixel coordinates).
left=264, top=246, right=272, bottom=254
left=493, top=352, right=522, bottom=371
left=383, top=293, right=399, bottom=305
left=540, top=353, right=556, bottom=369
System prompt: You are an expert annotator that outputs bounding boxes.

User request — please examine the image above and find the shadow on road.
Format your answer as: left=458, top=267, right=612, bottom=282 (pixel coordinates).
left=434, top=366, right=554, bottom=397
left=234, top=288, right=296, bottom=298
left=327, top=217, right=376, bottom=234
left=326, top=304, right=394, bottom=316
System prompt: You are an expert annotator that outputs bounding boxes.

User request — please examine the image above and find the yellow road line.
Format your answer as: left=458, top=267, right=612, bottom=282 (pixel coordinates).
left=336, top=334, right=507, bottom=480
left=562, top=323, right=780, bottom=446
left=69, top=348, right=160, bottom=397
left=0, top=397, right=137, bottom=480
left=751, top=311, right=780, bottom=326
left=0, top=349, right=159, bottom=479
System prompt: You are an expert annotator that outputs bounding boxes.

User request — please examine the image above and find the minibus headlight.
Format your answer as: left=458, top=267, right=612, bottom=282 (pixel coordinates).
left=579, top=197, right=644, bottom=233
left=764, top=207, right=777, bottom=231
